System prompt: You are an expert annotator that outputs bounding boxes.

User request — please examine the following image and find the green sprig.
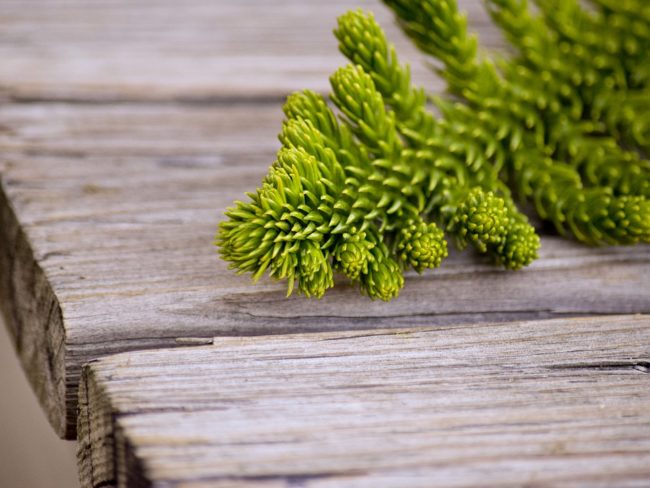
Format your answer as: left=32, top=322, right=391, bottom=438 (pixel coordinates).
left=486, top=0, right=650, bottom=169
left=217, top=0, right=648, bottom=300
left=383, top=0, right=650, bottom=245
left=335, top=10, right=539, bottom=269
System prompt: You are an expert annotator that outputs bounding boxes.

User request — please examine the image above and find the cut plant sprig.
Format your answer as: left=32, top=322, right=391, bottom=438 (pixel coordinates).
left=283, top=88, right=448, bottom=276
left=218, top=0, right=650, bottom=301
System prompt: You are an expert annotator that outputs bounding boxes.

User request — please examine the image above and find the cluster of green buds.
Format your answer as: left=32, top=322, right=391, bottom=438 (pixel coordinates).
left=218, top=77, right=449, bottom=301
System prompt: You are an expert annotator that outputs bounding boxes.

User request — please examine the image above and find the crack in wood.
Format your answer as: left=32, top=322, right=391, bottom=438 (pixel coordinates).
left=5, top=92, right=288, bottom=107
left=547, top=361, right=650, bottom=373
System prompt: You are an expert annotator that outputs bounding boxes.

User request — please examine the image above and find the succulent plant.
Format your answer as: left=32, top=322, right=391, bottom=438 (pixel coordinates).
left=217, top=0, right=649, bottom=300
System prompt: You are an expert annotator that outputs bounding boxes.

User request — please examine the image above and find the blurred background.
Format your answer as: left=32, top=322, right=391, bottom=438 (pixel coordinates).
left=0, top=315, right=79, bottom=488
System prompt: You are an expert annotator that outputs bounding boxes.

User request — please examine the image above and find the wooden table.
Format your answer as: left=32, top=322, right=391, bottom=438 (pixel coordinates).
left=1, top=1, right=649, bottom=487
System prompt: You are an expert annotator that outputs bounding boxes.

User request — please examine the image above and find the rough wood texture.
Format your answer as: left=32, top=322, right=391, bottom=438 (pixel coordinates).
left=2, top=99, right=649, bottom=439
left=1, top=0, right=649, bottom=443
left=1, top=1, right=649, bottom=486
left=78, top=315, right=650, bottom=488
left=0, top=176, right=67, bottom=434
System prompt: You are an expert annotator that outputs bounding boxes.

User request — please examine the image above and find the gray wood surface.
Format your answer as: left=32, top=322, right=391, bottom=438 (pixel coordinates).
left=0, top=0, right=504, bottom=102
left=0, top=0, right=649, bottom=485
left=78, top=315, right=650, bottom=488
left=2, top=99, right=649, bottom=439
left=0, top=0, right=649, bottom=457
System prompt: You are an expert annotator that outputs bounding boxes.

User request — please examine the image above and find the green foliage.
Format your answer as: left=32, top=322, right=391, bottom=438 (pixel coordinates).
left=217, top=0, right=649, bottom=300
left=531, top=0, right=650, bottom=153
left=385, top=0, right=650, bottom=198
left=219, top=79, right=448, bottom=300
left=537, top=0, right=650, bottom=88
left=334, top=10, right=539, bottom=270
left=383, top=0, right=650, bottom=246
left=380, top=0, right=481, bottom=97
left=486, top=0, right=650, bottom=164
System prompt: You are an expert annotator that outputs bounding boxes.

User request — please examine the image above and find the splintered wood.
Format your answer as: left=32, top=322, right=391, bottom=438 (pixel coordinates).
left=78, top=316, right=650, bottom=488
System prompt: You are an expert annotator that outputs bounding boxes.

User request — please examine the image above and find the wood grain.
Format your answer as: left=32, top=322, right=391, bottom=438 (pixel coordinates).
left=1, top=0, right=649, bottom=445
left=78, top=315, right=650, bottom=488
left=0, top=1, right=648, bottom=486
left=0, top=0, right=503, bottom=102
left=1, top=97, right=650, bottom=439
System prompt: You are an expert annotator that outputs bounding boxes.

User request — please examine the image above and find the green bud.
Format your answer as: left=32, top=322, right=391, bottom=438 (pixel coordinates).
left=333, top=228, right=375, bottom=280
left=396, top=219, right=448, bottom=272
left=495, top=217, right=541, bottom=270
left=360, top=243, right=405, bottom=301
left=298, top=241, right=334, bottom=298
left=449, top=189, right=509, bottom=252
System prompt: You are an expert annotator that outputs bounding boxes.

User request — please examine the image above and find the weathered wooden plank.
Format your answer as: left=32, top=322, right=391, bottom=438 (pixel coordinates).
left=1, top=100, right=650, bottom=439
left=0, top=173, right=68, bottom=434
left=78, top=315, right=650, bottom=488
left=0, top=0, right=502, bottom=102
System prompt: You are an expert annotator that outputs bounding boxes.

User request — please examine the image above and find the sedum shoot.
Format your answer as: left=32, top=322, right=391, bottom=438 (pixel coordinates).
left=217, top=0, right=649, bottom=300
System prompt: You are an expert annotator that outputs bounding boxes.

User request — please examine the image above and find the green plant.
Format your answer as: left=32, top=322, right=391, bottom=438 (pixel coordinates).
left=218, top=84, right=446, bottom=301
left=217, top=0, right=650, bottom=300
left=334, top=10, right=539, bottom=268
left=383, top=0, right=650, bottom=244
left=486, top=0, right=650, bottom=165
